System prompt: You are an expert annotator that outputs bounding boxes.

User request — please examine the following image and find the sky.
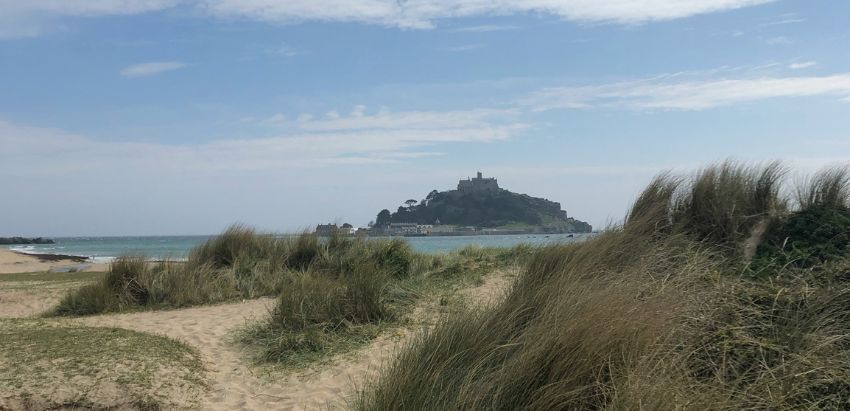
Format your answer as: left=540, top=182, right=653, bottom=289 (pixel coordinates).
left=1, top=0, right=849, bottom=236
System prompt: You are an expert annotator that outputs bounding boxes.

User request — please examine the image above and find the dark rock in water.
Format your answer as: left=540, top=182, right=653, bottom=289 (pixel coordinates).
left=26, top=252, right=88, bottom=263
left=0, top=237, right=56, bottom=245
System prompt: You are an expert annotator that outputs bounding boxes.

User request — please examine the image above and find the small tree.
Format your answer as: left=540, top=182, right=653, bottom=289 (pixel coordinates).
left=405, top=199, right=418, bottom=209
left=376, top=209, right=391, bottom=226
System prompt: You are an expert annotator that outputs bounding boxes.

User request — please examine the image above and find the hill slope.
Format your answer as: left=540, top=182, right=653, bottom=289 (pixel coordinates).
left=377, top=188, right=592, bottom=232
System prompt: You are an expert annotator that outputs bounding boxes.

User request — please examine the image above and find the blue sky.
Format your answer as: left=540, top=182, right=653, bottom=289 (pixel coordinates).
left=1, top=0, right=849, bottom=236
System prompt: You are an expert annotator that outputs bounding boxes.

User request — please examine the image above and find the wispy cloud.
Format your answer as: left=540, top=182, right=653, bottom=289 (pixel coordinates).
left=0, top=107, right=525, bottom=174
left=520, top=73, right=850, bottom=111
left=451, top=25, right=519, bottom=33
left=120, top=61, right=186, bottom=78
left=266, top=43, right=298, bottom=57
left=758, top=15, right=806, bottom=28
left=765, top=36, right=793, bottom=45
left=789, top=61, right=817, bottom=70
left=1, top=0, right=777, bottom=39
left=294, top=106, right=520, bottom=132
left=444, top=44, right=483, bottom=52
left=200, top=0, right=777, bottom=27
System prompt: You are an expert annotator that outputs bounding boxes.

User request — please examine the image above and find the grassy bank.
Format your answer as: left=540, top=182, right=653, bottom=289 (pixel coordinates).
left=357, top=161, right=850, bottom=410
left=50, top=227, right=423, bottom=316
left=0, top=319, right=206, bottom=409
left=50, top=227, right=527, bottom=367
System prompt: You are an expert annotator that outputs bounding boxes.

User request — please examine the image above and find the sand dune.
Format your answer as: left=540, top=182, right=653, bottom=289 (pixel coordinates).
left=69, top=270, right=515, bottom=410
left=2, top=262, right=514, bottom=409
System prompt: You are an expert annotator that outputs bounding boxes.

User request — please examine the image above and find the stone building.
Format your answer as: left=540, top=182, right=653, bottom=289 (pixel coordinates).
left=315, top=224, right=338, bottom=236
left=457, top=171, right=499, bottom=193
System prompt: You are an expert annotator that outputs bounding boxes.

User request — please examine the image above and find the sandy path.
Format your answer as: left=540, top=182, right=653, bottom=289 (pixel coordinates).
left=73, top=269, right=516, bottom=410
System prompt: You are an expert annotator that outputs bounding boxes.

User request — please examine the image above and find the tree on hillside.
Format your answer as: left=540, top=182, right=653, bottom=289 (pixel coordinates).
left=376, top=209, right=391, bottom=227
left=405, top=199, right=418, bottom=209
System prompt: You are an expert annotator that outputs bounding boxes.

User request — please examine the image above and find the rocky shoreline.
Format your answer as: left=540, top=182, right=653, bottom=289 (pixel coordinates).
left=0, top=237, right=55, bottom=245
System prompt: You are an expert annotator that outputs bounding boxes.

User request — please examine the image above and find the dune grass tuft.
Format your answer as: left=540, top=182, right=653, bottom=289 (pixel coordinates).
left=797, top=166, right=850, bottom=210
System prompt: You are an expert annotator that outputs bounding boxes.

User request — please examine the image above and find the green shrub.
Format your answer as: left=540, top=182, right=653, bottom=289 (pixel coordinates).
left=285, top=232, right=321, bottom=271
left=52, top=283, right=123, bottom=316
left=366, top=238, right=413, bottom=278
left=103, top=255, right=150, bottom=305
left=754, top=205, right=850, bottom=269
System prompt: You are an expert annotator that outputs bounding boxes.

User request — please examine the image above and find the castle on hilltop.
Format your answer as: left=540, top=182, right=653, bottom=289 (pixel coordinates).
left=457, top=171, right=499, bottom=193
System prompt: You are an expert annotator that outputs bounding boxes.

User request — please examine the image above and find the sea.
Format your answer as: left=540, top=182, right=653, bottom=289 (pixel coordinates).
left=3, top=233, right=588, bottom=262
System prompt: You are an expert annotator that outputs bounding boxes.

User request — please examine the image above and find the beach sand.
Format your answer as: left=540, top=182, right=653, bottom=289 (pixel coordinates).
left=0, top=248, right=108, bottom=274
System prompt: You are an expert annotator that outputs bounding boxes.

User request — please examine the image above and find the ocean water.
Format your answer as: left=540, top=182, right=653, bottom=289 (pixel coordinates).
left=3, top=233, right=588, bottom=261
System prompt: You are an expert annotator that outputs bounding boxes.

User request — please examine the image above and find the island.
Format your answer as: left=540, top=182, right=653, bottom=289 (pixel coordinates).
left=367, top=172, right=592, bottom=236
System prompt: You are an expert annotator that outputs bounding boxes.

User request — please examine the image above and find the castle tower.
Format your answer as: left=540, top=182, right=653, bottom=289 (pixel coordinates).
left=458, top=171, right=499, bottom=192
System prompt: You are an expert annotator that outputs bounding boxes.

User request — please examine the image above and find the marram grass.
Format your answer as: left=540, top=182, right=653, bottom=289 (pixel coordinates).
left=356, top=160, right=850, bottom=411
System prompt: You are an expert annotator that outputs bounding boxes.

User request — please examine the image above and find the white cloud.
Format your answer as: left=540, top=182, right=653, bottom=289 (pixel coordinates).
left=200, top=0, right=776, bottom=27
left=0, top=108, right=524, bottom=175
left=295, top=107, right=520, bottom=132
left=789, top=61, right=816, bottom=70
left=120, top=61, right=186, bottom=78
left=0, top=0, right=776, bottom=38
left=521, top=73, right=850, bottom=111
left=451, top=25, right=519, bottom=32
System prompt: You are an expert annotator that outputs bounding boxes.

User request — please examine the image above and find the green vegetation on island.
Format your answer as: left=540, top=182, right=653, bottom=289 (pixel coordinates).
left=375, top=172, right=591, bottom=233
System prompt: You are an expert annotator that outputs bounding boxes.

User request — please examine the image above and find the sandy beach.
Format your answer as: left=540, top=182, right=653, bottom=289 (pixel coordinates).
left=0, top=248, right=108, bottom=274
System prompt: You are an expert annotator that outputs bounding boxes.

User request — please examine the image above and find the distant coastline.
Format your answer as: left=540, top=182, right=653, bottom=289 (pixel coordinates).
left=0, top=237, right=55, bottom=245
